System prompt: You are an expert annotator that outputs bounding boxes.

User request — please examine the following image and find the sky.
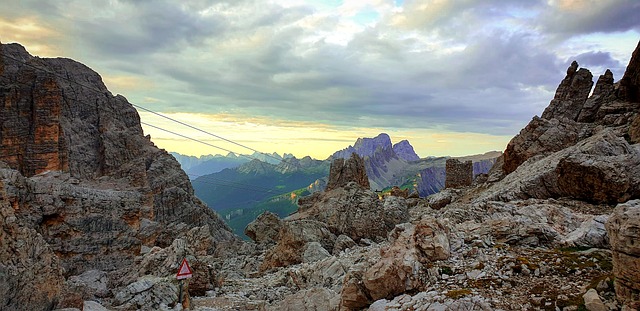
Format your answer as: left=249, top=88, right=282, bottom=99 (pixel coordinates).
left=1, top=0, right=639, bottom=160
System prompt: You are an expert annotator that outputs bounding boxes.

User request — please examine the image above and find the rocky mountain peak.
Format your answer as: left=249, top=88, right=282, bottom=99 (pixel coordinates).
left=333, top=133, right=393, bottom=160
left=353, top=133, right=392, bottom=154
left=392, top=139, right=420, bottom=161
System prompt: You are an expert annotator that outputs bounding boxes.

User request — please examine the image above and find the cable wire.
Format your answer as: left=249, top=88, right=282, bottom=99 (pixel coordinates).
left=1, top=51, right=317, bottom=202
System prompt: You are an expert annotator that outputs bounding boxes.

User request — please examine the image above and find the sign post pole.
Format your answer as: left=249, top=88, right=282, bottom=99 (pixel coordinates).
left=176, top=258, right=193, bottom=310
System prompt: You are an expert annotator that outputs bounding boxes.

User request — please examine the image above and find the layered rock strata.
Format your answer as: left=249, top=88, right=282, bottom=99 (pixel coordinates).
left=0, top=42, right=237, bottom=310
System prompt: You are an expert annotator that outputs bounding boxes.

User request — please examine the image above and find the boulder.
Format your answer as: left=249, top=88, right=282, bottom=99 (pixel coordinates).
left=606, top=200, right=640, bottom=307
left=583, top=289, right=607, bottom=311
left=82, top=301, right=110, bottom=311
left=112, top=276, right=179, bottom=310
left=458, top=200, right=601, bottom=247
left=363, top=217, right=450, bottom=301
left=244, top=211, right=282, bottom=245
left=562, top=215, right=609, bottom=248
left=339, top=264, right=373, bottom=310
left=260, top=220, right=336, bottom=271
left=66, top=270, right=110, bottom=299
left=333, top=234, right=356, bottom=255
left=426, top=188, right=460, bottom=210
left=268, top=287, right=340, bottom=311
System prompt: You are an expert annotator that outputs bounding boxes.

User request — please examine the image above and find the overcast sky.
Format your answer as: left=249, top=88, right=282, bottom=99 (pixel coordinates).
left=1, top=0, right=639, bottom=159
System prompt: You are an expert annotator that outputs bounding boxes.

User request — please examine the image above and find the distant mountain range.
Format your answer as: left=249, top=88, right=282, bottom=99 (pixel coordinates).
left=179, top=133, right=500, bottom=238
left=170, top=151, right=294, bottom=179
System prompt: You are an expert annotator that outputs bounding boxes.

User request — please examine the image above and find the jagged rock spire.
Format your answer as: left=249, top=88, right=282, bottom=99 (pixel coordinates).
left=541, top=61, right=594, bottom=121
left=325, top=153, right=370, bottom=191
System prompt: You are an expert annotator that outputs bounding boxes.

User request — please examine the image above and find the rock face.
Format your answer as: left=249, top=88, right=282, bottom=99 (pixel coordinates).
left=417, top=166, right=446, bottom=197
left=479, top=130, right=640, bottom=204
left=445, top=159, right=473, bottom=189
left=392, top=140, right=420, bottom=162
left=541, top=61, right=594, bottom=121
left=260, top=154, right=411, bottom=272
left=0, top=42, right=237, bottom=310
left=298, top=182, right=409, bottom=241
left=332, top=133, right=393, bottom=159
left=325, top=153, right=370, bottom=191
left=494, top=42, right=640, bottom=204
left=618, top=41, right=640, bottom=103
left=606, top=200, right=640, bottom=308
left=0, top=189, right=65, bottom=311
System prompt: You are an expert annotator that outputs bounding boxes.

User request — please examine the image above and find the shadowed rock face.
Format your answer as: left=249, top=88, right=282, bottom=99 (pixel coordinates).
left=618, top=41, right=640, bottom=103
left=0, top=42, right=237, bottom=310
left=325, top=153, right=370, bottom=191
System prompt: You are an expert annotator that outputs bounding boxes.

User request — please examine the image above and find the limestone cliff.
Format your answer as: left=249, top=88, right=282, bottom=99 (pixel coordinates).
left=0, top=42, right=237, bottom=310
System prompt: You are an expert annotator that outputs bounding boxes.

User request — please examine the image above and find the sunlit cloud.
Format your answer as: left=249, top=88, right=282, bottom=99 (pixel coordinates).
left=0, top=17, right=64, bottom=56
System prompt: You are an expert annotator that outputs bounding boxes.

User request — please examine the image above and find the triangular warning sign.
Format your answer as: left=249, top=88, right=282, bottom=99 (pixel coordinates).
left=176, top=258, right=193, bottom=280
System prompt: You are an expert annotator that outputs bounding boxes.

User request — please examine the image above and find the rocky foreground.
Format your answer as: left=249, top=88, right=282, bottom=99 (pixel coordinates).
left=187, top=41, right=640, bottom=311
left=1, top=39, right=639, bottom=311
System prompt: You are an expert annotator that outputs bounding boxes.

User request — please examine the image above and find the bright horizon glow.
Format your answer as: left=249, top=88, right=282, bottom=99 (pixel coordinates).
left=139, top=111, right=512, bottom=159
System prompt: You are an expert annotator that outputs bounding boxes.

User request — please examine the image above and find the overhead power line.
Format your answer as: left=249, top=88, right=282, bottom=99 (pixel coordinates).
left=1, top=50, right=314, bottom=202
left=132, top=104, right=285, bottom=164
left=1, top=52, right=285, bottom=165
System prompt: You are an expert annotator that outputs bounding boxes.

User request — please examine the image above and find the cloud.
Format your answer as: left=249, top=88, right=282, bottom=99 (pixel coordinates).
left=542, top=0, right=640, bottom=35
left=570, top=51, right=623, bottom=70
left=1, top=0, right=638, bottom=158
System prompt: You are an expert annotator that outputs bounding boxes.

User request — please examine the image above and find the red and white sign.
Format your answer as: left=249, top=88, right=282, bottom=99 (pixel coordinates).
left=176, top=258, right=193, bottom=280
